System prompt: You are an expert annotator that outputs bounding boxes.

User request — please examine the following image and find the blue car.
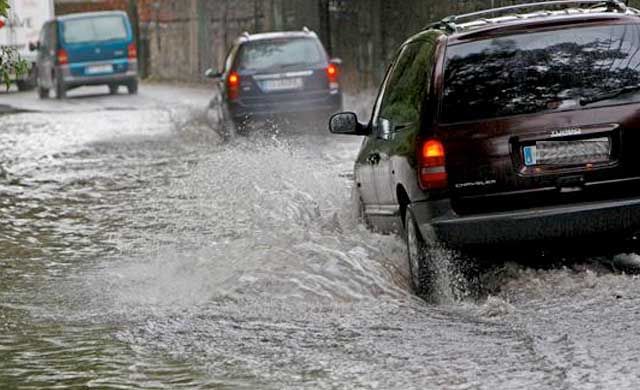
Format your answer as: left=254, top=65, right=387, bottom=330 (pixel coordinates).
left=33, top=11, right=138, bottom=99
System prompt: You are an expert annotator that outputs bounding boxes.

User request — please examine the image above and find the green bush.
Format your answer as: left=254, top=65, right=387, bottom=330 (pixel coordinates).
left=0, top=0, right=28, bottom=88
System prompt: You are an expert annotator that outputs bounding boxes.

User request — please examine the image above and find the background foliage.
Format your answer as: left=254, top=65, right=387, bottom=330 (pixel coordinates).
left=0, top=0, right=28, bottom=88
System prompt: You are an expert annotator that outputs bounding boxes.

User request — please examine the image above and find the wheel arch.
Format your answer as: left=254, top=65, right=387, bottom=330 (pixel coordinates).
left=396, top=184, right=411, bottom=228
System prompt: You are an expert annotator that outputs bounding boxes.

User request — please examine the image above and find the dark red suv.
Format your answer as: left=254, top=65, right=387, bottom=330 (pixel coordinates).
left=330, top=0, right=640, bottom=299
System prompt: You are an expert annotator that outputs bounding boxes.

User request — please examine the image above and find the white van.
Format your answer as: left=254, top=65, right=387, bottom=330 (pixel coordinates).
left=0, top=0, right=54, bottom=90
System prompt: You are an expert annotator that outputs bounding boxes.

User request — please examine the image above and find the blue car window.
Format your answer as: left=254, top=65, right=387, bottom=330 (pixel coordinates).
left=62, top=16, right=128, bottom=44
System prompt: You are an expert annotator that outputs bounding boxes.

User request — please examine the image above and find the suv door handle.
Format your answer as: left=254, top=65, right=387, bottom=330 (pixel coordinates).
left=367, top=153, right=381, bottom=165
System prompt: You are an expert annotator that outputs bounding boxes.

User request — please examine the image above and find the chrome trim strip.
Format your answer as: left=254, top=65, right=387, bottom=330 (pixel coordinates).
left=364, top=205, right=401, bottom=216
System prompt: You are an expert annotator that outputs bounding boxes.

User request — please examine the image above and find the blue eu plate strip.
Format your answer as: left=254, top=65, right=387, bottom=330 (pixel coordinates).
left=523, top=146, right=537, bottom=166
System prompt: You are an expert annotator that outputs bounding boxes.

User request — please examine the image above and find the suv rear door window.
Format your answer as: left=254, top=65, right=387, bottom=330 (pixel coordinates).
left=237, top=38, right=326, bottom=71
left=378, top=39, right=436, bottom=126
left=61, top=15, right=128, bottom=44
left=442, top=24, right=640, bottom=123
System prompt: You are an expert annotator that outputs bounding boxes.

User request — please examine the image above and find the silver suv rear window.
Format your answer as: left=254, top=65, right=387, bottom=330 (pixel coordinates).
left=237, top=38, right=326, bottom=72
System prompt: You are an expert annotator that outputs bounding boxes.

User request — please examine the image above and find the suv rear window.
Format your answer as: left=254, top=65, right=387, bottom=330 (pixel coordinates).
left=237, top=38, right=326, bottom=71
left=61, top=15, right=128, bottom=44
left=441, top=24, right=640, bottom=123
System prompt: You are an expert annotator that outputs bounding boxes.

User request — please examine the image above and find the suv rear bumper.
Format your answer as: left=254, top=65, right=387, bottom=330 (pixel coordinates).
left=412, top=197, right=640, bottom=247
left=229, top=91, right=342, bottom=118
left=60, top=62, right=138, bottom=87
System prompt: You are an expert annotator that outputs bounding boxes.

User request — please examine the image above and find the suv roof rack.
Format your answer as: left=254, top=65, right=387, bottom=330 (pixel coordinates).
left=430, top=0, right=631, bottom=32
left=241, top=31, right=251, bottom=39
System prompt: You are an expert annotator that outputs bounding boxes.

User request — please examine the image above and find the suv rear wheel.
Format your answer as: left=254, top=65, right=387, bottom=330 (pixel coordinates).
left=405, top=209, right=434, bottom=298
left=55, top=73, right=67, bottom=99
left=37, top=86, right=49, bottom=99
left=219, top=103, right=237, bottom=139
left=127, top=79, right=138, bottom=95
left=405, top=208, right=480, bottom=302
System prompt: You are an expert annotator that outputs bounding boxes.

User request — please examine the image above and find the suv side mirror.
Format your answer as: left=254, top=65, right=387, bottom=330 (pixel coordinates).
left=329, top=112, right=367, bottom=135
left=330, top=58, right=343, bottom=66
left=205, top=68, right=223, bottom=79
left=29, top=41, right=40, bottom=51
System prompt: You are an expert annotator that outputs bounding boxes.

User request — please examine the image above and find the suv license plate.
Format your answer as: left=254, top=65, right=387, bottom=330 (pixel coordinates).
left=86, top=64, right=114, bottom=75
left=262, top=78, right=303, bottom=91
left=523, top=137, right=611, bottom=166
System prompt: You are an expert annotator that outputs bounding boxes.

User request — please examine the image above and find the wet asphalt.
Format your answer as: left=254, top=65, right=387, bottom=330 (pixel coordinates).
left=1, top=84, right=640, bottom=389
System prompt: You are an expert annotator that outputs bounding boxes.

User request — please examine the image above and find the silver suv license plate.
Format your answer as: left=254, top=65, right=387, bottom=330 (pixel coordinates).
left=523, top=137, right=610, bottom=166
left=262, top=78, right=303, bottom=91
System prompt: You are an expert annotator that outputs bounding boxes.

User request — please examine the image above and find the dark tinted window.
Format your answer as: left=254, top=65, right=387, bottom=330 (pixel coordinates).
left=40, top=22, right=52, bottom=50
left=61, top=15, right=128, bottom=44
left=237, top=38, right=326, bottom=71
left=379, top=39, right=435, bottom=125
left=442, top=24, right=640, bottom=123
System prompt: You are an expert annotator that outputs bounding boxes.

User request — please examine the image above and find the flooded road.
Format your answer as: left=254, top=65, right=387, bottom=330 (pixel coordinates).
left=2, top=84, right=640, bottom=389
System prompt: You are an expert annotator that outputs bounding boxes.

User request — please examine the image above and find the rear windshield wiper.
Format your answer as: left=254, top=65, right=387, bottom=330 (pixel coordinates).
left=277, top=62, right=311, bottom=69
left=580, top=85, right=640, bottom=106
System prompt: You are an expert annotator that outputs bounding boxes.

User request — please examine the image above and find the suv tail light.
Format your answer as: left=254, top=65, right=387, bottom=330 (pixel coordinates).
left=227, top=71, right=240, bottom=101
left=418, top=139, right=448, bottom=190
left=326, top=63, right=339, bottom=88
left=56, top=49, right=69, bottom=65
left=128, top=43, right=138, bottom=60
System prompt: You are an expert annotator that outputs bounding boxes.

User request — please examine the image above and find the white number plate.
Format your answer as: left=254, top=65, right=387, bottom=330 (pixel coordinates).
left=86, top=64, right=114, bottom=75
left=523, top=137, right=610, bottom=166
left=261, top=78, right=303, bottom=91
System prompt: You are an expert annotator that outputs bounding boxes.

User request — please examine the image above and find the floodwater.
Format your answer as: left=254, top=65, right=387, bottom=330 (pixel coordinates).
left=2, top=85, right=640, bottom=389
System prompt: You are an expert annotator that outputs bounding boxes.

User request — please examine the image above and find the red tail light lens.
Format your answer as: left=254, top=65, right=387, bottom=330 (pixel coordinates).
left=227, top=71, right=240, bottom=101
left=326, top=63, right=339, bottom=84
left=56, top=49, right=69, bottom=65
left=128, top=43, right=137, bottom=59
left=228, top=72, right=239, bottom=86
left=418, top=139, right=448, bottom=190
